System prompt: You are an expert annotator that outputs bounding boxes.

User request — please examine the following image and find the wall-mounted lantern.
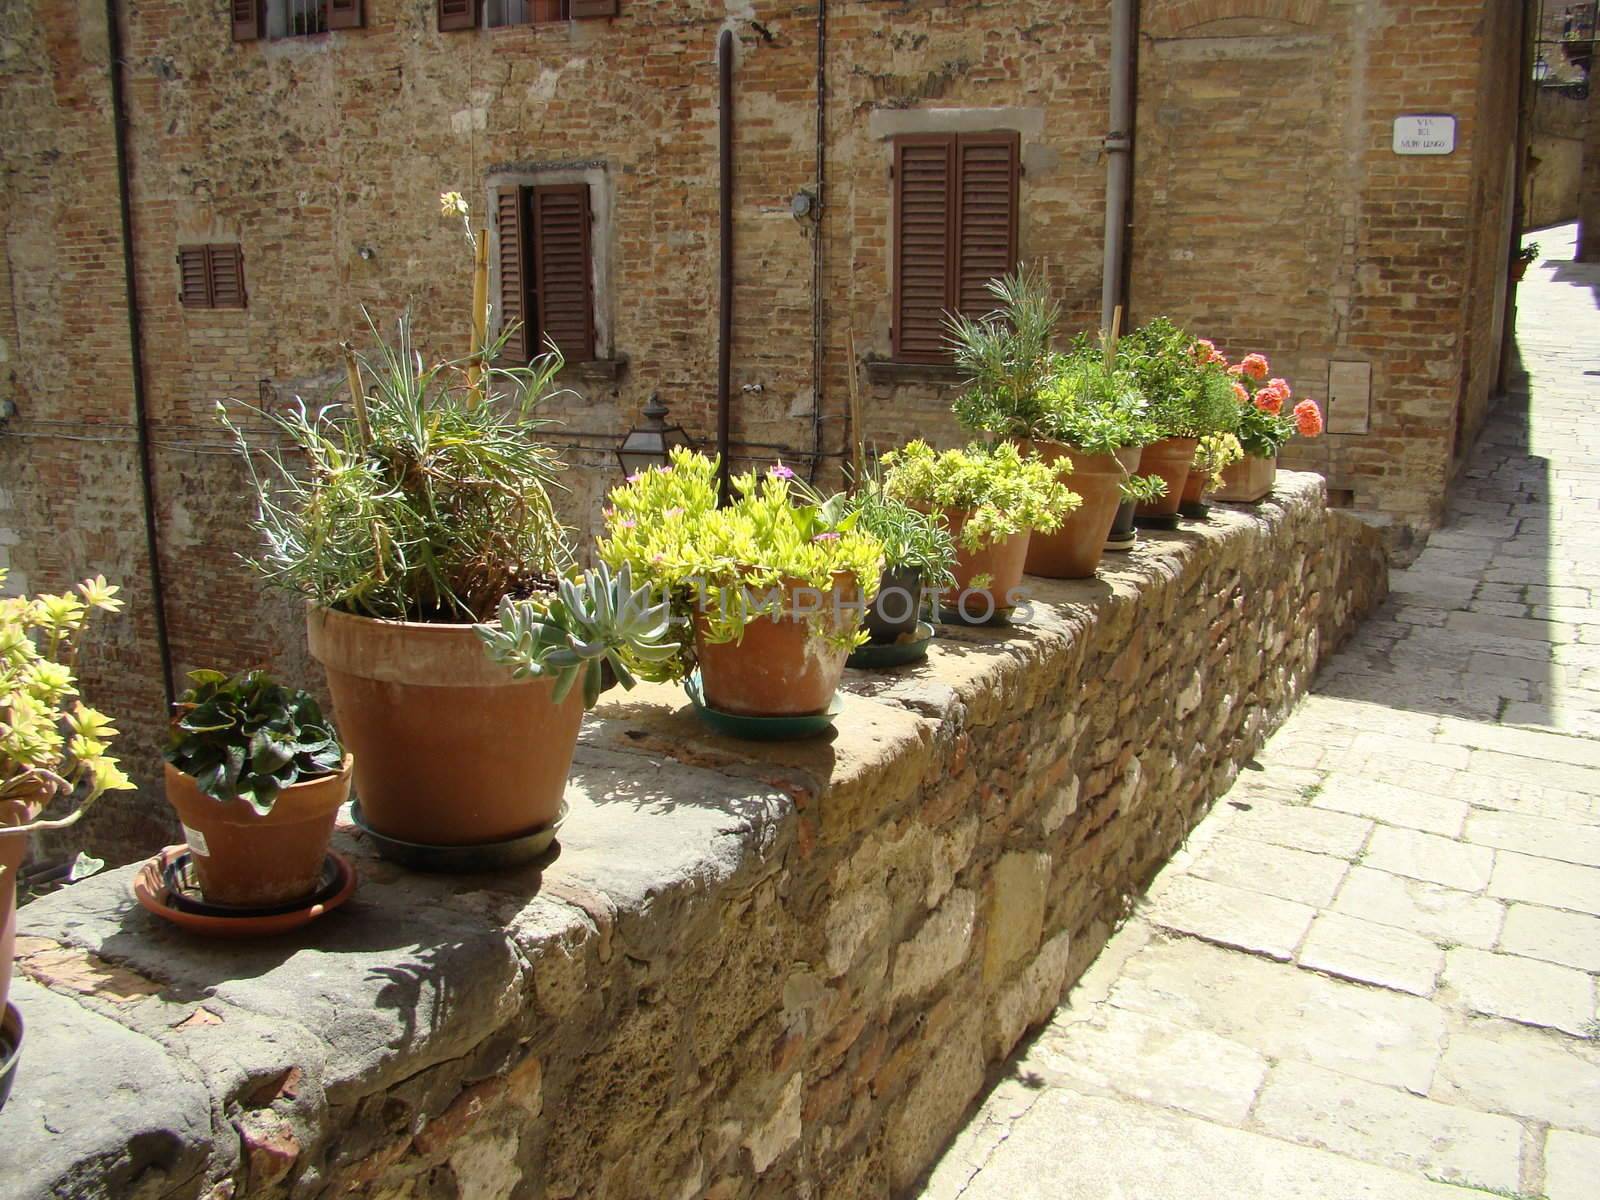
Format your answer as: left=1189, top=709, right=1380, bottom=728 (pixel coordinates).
left=616, top=393, right=693, bottom=476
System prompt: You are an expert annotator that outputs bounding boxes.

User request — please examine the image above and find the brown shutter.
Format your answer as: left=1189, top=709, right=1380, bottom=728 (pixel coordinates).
left=570, top=0, right=619, bottom=17
left=438, top=0, right=476, bottom=31
left=494, top=187, right=531, bottom=363
left=892, top=134, right=956, bottom=362
left=178, top=246, right=211, bottom=307
left=531, top=184, right=594, bottom=362
left=953, top=132, right=1020, bottom=318
left=231, top=0, right=263, bottom=41
left=327, top=0, right=363, bottom=30
left=208, top=244, right=247, bottom=308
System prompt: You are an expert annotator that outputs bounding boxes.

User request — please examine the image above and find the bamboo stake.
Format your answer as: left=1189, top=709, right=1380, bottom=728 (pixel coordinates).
left=846, top=328, right=865, bottom=491
left=1103, top=304, right=1123, bottom=373
left=340, top=340, right=371, bottom=450
left=468, top=228, right=490, bottom=407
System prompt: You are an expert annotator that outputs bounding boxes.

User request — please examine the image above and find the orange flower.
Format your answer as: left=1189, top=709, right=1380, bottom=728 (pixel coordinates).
left=1294, top=399, right=1324, bottom=437
left=1254, top=388, right=1284, bottom=415
left=1231, top=381, right=1250, bottom=405
left=1267, top=377, right=1290, bottom=398
left=1193, top=338, right=1218, bottom=364
left=1240, top=353, right=1269, bottom=381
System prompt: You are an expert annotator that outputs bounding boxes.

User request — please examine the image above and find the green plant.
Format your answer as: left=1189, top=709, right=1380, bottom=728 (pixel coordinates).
left=223, top=309, right=570, bottom=623
left=948, top=266, right=1062, bottom=439
left=478, top=561, right=681, bottom=708
left=846, top=482, right=959, bottom=590
left=1116, top=318, right=1240, bottom=441
left=163, top=669, right=345, bottom=815
left=0, top=571, right=132, bottom=829
left=1119, top=473, right=1168, bottom=505
left=1035, top=350, right=1158, bottom=454
left=1193, top=432, right=1244, bottom=490
left=598, top=450, right=883, bottom=662
left=1220, top=352, right=1325, bottom=456
left=1517, top=242, right=1540, bottom=266
left=881, top=440, right=1079, bottom=552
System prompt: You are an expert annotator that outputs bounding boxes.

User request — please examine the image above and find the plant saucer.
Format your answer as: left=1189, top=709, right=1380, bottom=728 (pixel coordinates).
left=132, top=846, right=357, bottom=938
left=847, top=620, right=935, bottom=669
left=350, top=800, right=567, bottom=873
left=684, top=671, right=842, bottom=741
left=0, top=1002, right=21, bottom=1113
left=1133, top=512, right=1181, bottom=531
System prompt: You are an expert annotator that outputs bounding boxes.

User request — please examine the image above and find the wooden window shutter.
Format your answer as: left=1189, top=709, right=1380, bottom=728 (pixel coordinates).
left=438, top=0, right=477, bottom=32
left=569, top=0, right=619, bottom=18
left=494, top=187, right=531, bottom=363
left=892, top=134, right=956, bottom=362
left=327, top=0, right=363, bottom=30
left=953, top=132, right=1020, bottom=317
left=178, top=246, right=211, bottom=307
left=208, top=244, right=247, bottom=307
left=531, top=184, right=594, bottom=362
left=231, top=0, right=263, bottom=41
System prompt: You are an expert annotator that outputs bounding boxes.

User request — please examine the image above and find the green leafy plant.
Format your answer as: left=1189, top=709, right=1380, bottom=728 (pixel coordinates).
left=478, top=561, right=681, bottom=709
left=0, top=571, right=132, bottom=831
left=948, top=266, right=1062, bottom=439
left=1516, top=242, right=1539, bottom=266
left=1036, top=350, right=1158, bottom=455
left=598, top=450, right=884, bottom=661
left=1193, top=432, right=1244, bottom=490
left=845, top=482, right=958, bottom=590
left=163, top=669, right=344, bottom=816
left=881, top=440, right=1079, bottom=552
left=223, top=309, right=570, bottom=623
left=1116, top=318, right=1240, bottom=441
left=1119, top=473, right=1168, bottom=504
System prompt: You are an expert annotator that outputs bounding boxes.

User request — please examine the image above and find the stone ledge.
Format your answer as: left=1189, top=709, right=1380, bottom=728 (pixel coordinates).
left=0, top=472, right=1387, bottom=1200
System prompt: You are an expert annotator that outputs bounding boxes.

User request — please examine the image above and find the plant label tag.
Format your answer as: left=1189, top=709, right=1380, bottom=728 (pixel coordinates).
left=181, top=825, right=211, bottom=857
left=1392, top=115, right=1455, bottom=156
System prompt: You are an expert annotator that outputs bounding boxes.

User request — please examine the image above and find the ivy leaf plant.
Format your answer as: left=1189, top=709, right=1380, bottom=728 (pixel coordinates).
left=163, top=669, right=345, bottom=816
left=479, top=561, right=682, bottom=709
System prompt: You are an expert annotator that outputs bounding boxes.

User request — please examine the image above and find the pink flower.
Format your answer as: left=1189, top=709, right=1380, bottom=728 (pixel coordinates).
left=1240, top=353, right=1270, bottom=381
left=625, top=472, right=642, bottom=484
left=1228, top=364, right=1245, bottom=379
left=1231, top=381, right=1250, bottom=405
left=620, top=519, right=637, bottom=529
left=812, top=531, right=840, bottom=543
left=1267, top=377, right=1290, bottom=398
left=1254, top=388, right=1283, bottom=415
left=769, top=463, right=796, bottom=480
left=1294, top=399, right=1324, bottom=437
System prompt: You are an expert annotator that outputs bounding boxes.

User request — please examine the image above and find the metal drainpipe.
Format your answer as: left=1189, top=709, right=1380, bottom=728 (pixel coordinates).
left=1101, top=0, right=1137, bottom=331
left=105, top=0, right=177, bottom=710
left=717, top=29, right=735, bottom=504
left=808, top=0, right=827, bottom=483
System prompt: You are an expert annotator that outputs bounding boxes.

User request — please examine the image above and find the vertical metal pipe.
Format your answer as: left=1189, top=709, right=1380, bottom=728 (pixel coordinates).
left=809, top=0, right=827, bottom=483
left=1101, top=0, right=1136, bottom=330
left=717, top=29, right=734, bottom=504
left=105, top=0, right=176, bottom=710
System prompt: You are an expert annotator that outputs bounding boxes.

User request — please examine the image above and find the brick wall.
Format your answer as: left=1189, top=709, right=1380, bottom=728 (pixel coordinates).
left=0, top=0, right=1519, bottom=856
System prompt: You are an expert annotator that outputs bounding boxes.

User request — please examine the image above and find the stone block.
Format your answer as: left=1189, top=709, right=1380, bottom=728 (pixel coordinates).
left=1297, top=911, right=1444, bottom=997
left=1332, top=866, right=1505, bottom=948
left=983, top=852, right=1051, bottom=985
left=1441, top=946, right=1598, bottom=1036
left=1189, top=834, right=1350, bottom=906
left=891, top=889, right=977, bottom=1002
left=1433, top=1025, right=1600, bottom=1136
left=1144, top=874, right=1317, bottom=961
left=1545, top=1130, right=1600, bottom=1200
left=1497, top=902, right=1600, bottom=971
left=1488, top=851, right=1600, bottom=915
left=1363, top=826, right=1493, bottom=892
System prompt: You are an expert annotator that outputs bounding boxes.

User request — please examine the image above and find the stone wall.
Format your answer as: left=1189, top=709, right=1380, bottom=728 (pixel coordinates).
left=0, top=475, right=1388, bottom=1200
left=1527, top=88, right=1586, bottom=229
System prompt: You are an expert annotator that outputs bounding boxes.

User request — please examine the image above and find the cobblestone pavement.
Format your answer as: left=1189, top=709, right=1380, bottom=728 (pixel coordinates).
left=917, top=223, right=1600, bottom=1200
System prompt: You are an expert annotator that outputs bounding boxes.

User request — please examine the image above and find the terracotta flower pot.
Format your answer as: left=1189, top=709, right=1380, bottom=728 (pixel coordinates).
left=1135, top=437, right=1199, bottom=518
left=694, top=575, right=861, bottom=716
left=0, top=787, right=49, bottom=1020
left=163, top=756, right=353, bottom=908
left=941, top=508, right=1030, bottom=621
left=1181, top=469, right=1207, bottom=507
left=1211, top=454, right=1277, bottom=503
left=306, top=606, right=584, bottom=847
left=1022, top=442, right=1141, bottom=579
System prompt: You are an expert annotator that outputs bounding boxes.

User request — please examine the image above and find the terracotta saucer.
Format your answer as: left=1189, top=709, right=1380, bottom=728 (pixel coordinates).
left=131, top=845, right=357, bottom=938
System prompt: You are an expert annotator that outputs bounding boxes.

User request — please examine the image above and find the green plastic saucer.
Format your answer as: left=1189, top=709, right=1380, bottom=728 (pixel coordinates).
left=848, top=620, right=935, bottom=670
left=684, top=672, right=842, bottom=741
left=351, top=799, right=566, bottom=873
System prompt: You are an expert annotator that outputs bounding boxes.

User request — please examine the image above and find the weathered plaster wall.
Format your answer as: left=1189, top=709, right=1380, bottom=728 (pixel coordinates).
left=0, top=476, right=1388, bottom=1200
left=1527, top=88, right=1586, bottom=228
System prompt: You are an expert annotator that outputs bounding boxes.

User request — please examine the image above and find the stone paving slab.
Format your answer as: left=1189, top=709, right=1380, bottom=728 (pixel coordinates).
left=917, top=225, right=1600, bottom=1200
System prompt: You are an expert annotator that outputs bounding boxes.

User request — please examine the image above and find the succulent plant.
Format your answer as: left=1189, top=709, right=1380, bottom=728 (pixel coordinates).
left=163, top=669, right=345, bottom=815
left=478, top=561, right=681, bottom=709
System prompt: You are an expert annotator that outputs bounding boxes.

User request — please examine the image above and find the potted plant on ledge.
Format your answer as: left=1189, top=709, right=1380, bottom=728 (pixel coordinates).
left=161, top=670, right=352, bottom=909
left=0, top=571, right=132, bottom=1107
left=598, top=449, right=882, bottom=721
left=882, top=440, right=1077, bottom=623
left=1212, top=356, right=1325, bottom=502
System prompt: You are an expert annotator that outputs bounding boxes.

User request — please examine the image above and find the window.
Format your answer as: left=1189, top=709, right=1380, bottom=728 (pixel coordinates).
left=232, top=0, right=361, bottom=41
left=493, top=185, right=595, bottom=364
left=438, top=0, right=617, bottom=30
left=891, top=132, right=1020, bottom=362
left=177, top=245, right=248, bottom=310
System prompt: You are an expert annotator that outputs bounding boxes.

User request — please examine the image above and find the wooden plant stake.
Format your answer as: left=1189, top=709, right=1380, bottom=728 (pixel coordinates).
left=468, top=229, right=489, bottom=407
